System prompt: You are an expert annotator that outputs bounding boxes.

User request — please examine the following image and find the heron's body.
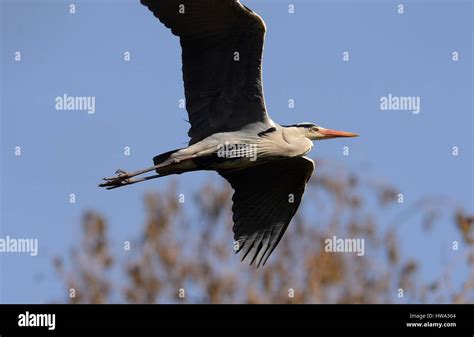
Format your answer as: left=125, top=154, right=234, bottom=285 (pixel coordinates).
left=99, top=0, right=358, bottom=267
left=161, top=123, right=314, bottom=174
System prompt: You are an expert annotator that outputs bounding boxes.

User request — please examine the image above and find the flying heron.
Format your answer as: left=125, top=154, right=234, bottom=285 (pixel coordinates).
left=99, top=0, right=358, bottom=267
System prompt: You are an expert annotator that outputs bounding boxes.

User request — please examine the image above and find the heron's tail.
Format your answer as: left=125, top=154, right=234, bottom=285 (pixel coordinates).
left=152, top=148, right=200, bottom=175
left=153, top=149, right=181, bottom=167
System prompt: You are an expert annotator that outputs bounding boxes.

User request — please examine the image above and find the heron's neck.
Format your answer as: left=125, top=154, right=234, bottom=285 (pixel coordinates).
left=281, top=127, right=313, bottom=156
left=281, top=126, right=305, bottom=141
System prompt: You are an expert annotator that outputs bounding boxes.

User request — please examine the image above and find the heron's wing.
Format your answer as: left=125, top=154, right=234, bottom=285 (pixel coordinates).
left=219, top=157, right=314, bottom=267
left=141, top=0, right=272, bottom=145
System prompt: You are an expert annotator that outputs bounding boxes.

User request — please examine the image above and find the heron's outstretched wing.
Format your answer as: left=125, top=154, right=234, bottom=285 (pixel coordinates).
left=219, top=157, right=314, bottom=267
left=141, top=0, right=272, bottom=144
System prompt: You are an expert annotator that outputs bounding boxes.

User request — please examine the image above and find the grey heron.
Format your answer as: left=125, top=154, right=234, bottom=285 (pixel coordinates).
left=99, top=0, right=358, bottom=267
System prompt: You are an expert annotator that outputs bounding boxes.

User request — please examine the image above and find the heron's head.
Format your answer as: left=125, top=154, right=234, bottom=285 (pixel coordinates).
left=295, top=122, right=359, bottom=141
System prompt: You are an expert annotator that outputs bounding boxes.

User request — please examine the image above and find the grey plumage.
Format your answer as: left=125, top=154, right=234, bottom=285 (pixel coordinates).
left=141, top=0, right=271, bottom=145
left=219, top=156, right=314, bottom=266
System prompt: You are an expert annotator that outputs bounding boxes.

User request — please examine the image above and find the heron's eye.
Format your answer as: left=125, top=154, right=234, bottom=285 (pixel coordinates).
left=312, top=127, right=319, bottom=132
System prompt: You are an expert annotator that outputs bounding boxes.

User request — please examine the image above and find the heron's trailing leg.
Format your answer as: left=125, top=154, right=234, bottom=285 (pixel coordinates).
left=106, top=165, right=158, bottom=181
left=102, top=173, right=164, bottom=190
left=98, top=154, right=198, bottom=189
left=98, top=165, right=160, bottom=189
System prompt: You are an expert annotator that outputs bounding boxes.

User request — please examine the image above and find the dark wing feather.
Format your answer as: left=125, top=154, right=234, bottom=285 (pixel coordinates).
left=141, top=0, right=272, bottom=144
left=219, top=157, right=314, bottom=266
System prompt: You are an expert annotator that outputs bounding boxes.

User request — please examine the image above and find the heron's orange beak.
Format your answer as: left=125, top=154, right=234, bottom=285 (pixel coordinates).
left=319, top=128, right=359, bottom=138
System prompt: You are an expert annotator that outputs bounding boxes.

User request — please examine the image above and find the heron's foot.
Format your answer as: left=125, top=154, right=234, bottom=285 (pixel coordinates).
left=99, top=164, right=166, bottom=189
left=115, top=169, right=128, bottom=176
left=99, top=169, right=133, bottom=189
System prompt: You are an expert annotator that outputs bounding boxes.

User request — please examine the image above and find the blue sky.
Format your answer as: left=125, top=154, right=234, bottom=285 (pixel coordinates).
left=0, top=0, right=472, bottom=303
